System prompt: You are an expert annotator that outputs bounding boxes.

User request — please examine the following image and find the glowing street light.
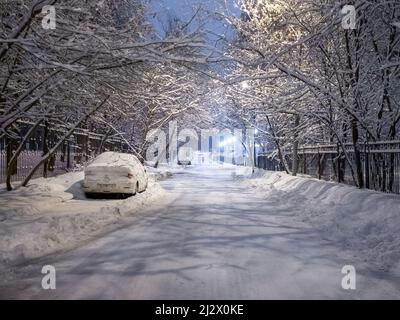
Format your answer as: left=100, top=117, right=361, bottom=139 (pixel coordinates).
left=218, top=136, right=237, bottom=148
left=241, top=81, right=250, bottom=90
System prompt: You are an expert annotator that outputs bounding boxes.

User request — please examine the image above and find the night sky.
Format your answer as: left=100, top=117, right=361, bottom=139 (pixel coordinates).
left=148, top=0, right=240, bottom=43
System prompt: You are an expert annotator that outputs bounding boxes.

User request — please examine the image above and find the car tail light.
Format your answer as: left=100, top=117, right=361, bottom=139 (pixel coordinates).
left=127, top=173, right=134, bottom=179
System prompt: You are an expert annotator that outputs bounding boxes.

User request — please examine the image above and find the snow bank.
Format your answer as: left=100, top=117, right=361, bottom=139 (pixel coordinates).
left=145, top=163, right=186, bottom=181
left=231, top=166, right=259, bottom=179
left=243, top=171, right=400, bottom=272
left=0, top=171, right=165, bottom=268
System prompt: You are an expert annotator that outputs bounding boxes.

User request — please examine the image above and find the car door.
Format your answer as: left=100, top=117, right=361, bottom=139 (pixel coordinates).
left=129, top=155, right=146, bottom=190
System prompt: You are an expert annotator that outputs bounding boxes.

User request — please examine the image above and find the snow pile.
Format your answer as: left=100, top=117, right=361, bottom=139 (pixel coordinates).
left=244, top=171, right=400, bottom=272
left=231, top=166, right=262, bottom=179
left=0, top=170, right=165, bottom=268
left=145, top=163, right=186, bottom=181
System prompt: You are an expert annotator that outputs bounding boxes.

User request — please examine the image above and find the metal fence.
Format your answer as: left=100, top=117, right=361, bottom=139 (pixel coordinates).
left=257, top=141, right=400, bottom=194
left=0, top=124, right=129, bottom=184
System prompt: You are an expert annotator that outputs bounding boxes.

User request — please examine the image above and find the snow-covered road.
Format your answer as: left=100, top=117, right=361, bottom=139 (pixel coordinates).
left=1, top=166, right=400, bottom=299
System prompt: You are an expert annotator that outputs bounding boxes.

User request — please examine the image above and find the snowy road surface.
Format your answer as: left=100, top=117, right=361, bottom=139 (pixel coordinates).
left=1, top=166, right=400, bottom=299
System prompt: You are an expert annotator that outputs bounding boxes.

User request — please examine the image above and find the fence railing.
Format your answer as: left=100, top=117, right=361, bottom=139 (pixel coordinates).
left=0, top=123, right=129, bottom=184
left=257, top=141, right=400, bottom=194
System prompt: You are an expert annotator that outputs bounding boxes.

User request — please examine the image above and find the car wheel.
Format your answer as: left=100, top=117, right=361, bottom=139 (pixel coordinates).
left=135, top=181, right=139, bottom=195
left=139, top=181, right=146, bottom=193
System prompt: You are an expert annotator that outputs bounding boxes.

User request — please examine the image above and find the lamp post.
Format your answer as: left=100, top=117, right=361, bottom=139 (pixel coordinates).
left=254, top=141, right=257, bottom=169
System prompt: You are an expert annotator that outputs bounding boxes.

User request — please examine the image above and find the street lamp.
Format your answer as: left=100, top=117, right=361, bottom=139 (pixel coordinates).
left=241, top=81, right=250, bottom=90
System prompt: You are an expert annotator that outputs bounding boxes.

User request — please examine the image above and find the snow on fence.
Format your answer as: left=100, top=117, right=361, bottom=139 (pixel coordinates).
left=258, top=141, right=400, bottom=194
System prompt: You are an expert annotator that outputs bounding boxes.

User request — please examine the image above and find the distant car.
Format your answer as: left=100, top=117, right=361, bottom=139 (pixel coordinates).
left=177, top=160, right=191, bottom=166
left=178, top=147, right=193, bottom=166
left=83, top=152, right=148, bottom=197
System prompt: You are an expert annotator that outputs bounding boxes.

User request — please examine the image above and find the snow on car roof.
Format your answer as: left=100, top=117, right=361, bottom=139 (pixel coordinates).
left=89, top=152, right=141, bottom=167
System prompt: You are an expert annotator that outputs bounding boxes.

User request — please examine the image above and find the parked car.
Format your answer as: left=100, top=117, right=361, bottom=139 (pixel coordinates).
left=178, top=147, right=193, bottom=166
left=83, top=152, right=148, bottom=197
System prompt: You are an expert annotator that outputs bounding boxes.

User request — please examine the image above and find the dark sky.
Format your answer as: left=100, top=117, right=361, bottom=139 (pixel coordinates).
left=148, top=0, right=240, bottom=43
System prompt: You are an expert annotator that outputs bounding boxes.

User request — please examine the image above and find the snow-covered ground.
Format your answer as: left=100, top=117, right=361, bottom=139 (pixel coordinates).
left=243, top=170, right=400, bottom=273
left=1, top=165, right=400, bottom=299
left=144, top=162, right=186, bottom=180
left=0, top=168, right=166, bottom=270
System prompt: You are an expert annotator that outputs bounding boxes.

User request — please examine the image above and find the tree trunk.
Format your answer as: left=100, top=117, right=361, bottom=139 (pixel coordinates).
left=6, top=138, right=18, bottom=190
left=292, top=114, right=300, bottom=176
left=43, top=120, right=49, bottom=178
left=266, top=115, right=290, bottom=174
left=6, top=118, right=43, bottom=190
left=351, top=119, right=364, bottom=188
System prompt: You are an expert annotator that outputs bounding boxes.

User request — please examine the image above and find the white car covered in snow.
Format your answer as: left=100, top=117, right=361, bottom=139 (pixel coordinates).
left=83, top=152, right=148, bottom=197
